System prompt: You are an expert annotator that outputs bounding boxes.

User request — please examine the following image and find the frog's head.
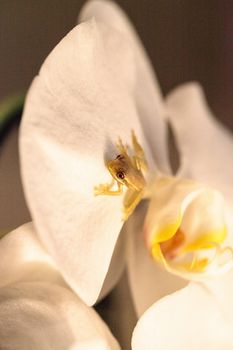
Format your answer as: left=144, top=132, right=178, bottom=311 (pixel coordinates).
left=107, top=154, right=129, bottom=185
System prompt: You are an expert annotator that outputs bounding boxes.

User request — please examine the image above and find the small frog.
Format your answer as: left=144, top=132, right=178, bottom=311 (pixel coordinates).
left=94, top=130, right=148, bottom=220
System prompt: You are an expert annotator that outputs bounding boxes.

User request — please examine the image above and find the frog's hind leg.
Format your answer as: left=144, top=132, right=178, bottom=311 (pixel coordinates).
left=116, top=137, right=129, bottom=156
left=123, top=188, right=144, bottom=221
left=131, top=130, right=148, bottom=172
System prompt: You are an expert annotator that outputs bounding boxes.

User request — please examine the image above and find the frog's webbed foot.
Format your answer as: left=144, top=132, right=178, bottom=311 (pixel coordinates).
left=131, top=130, right=148, bottom=172
left=94, top=179, right=123, bottom=196
left=122, top=188, right=144, bottom=221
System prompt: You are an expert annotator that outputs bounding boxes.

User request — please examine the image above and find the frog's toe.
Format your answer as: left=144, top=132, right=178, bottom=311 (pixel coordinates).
left=94, top=184, right=104, bottom=195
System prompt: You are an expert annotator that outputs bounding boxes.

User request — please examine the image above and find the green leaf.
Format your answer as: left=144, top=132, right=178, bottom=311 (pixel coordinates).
left=0, top=92, right=25, bottom=139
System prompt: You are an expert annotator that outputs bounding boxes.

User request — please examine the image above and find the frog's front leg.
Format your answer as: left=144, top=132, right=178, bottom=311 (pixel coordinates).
left=123, top=188, right=144, bottom=220
left=131, top=130, right=148, bottom=172
left=94, top=179, right=123, bottom=196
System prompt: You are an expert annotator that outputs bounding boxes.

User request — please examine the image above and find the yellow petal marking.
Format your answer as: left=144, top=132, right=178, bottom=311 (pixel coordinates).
left=151, top=221, right=230, bottom=275
left=152, top=215, right=182, bottom=244
left=182, top=226, right=227, bottom=252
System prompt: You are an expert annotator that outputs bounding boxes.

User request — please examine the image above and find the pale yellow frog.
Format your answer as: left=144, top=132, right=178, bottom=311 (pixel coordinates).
left=94, top=130, right=148, bottom=220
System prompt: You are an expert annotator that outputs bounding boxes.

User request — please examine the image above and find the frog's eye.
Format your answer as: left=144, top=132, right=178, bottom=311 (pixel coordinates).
left=116, top=155, right=124, bottom=160
left=116, top=171, right=125, bottom=180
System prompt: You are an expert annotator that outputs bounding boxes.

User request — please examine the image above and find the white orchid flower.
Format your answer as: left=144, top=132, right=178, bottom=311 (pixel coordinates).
left=131, top=83, right=233, bottom=350
left=1, top=0, right=233, bottom=349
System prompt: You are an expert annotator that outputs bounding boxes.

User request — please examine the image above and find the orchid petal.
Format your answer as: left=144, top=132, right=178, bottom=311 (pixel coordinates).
left=0, top=224, right=119, bottom=348
left=0, top=281, right=120, bottom=350
left=20, top=15, right=156, bottom=305
left=126, top=202, right=186, bottom=317
left=0, top=223, right=64, bottom=288
left=132, top=281, right=233, bottom=350
left=79, top=0, right=170, bottom=172
left=166, top=82, right=233, bottom=199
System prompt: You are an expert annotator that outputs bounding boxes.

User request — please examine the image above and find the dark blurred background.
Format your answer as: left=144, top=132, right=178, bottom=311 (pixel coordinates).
left=0, top=2, right=232, bottom=349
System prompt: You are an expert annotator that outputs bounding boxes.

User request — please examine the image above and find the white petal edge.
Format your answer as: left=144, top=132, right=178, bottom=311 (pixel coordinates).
left=0, top=223, right=64, bottom=288
left=132, top=278, right=233, bottom=350
left=126, top=202, right=186, bottom=317
left=20, top=18, right=154, bottom=305
left=0, top=281, right=120, bottom=350
left=79, top=0, right=170, bottom=173
left=165, top=82, right=233, bottom=200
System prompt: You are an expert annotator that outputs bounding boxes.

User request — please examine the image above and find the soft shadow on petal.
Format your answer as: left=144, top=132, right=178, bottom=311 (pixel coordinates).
left=166, top=82, right=233, bottom=199
left=0, top=281, right=120, bottom=350
left=0, top=223, right=64, bottom=288
left=98, top=228, right=126, bottom=301
left=20, top=18, right=153, bottom=305
left=132, top=282, right=233, bottom=350
left=126, top=201, right=186, bottom=317
left=96, top=271, right=137, bottom=350
left=80, top=0, right=170, bottom=173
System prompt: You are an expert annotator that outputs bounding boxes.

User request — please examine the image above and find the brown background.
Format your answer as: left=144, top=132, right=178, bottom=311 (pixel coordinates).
left=0, top=2, right=232, bottom=348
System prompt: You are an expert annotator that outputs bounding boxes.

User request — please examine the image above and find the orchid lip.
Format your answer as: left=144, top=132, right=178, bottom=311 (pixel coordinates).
left=144, top=176, right=233, bottom=280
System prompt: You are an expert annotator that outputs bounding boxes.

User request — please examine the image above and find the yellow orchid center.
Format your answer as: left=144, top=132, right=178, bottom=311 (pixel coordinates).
left=144, top=176, right=233, bottom=279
